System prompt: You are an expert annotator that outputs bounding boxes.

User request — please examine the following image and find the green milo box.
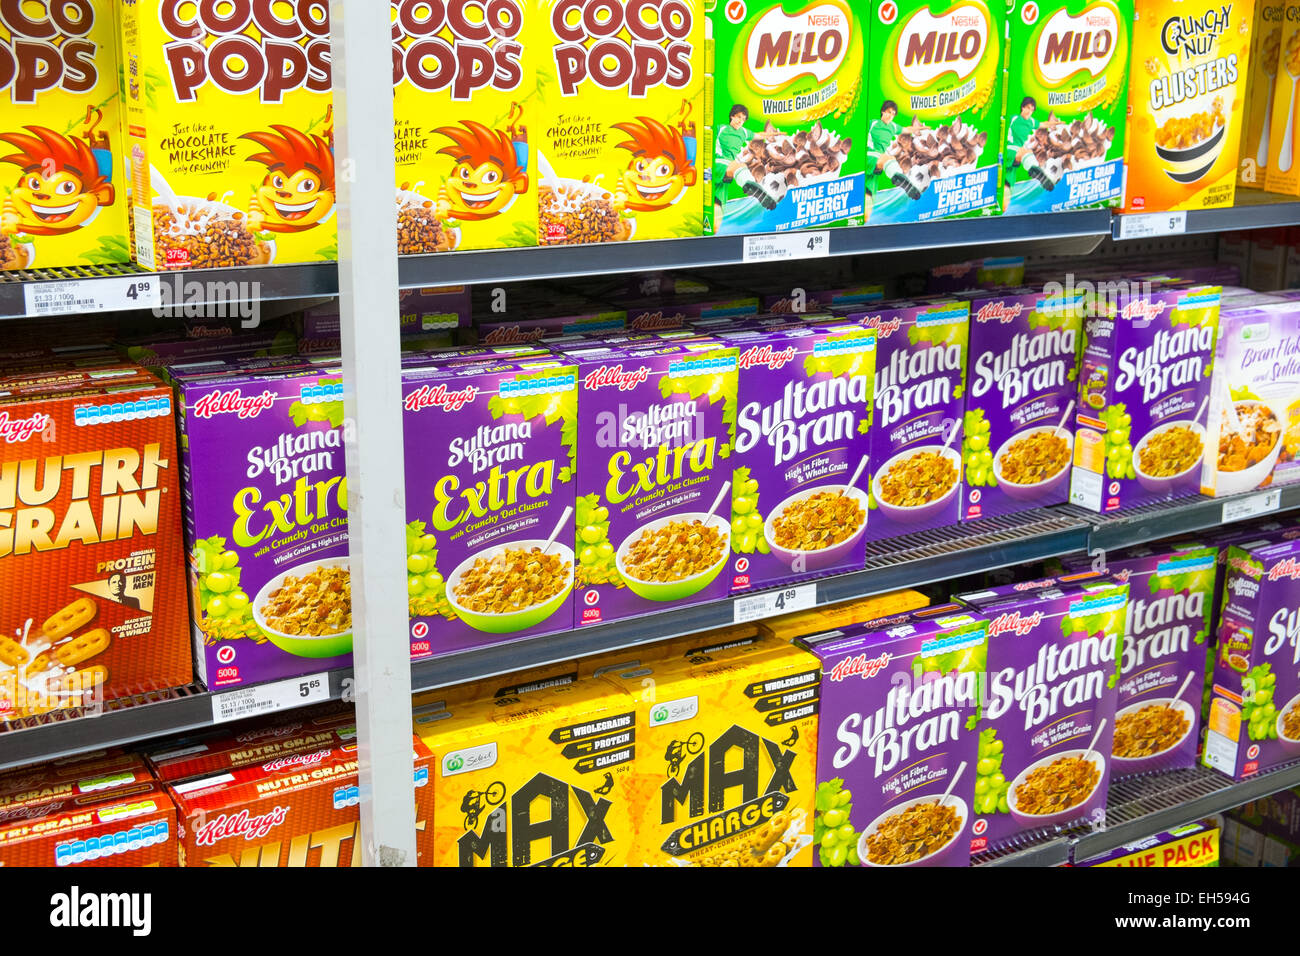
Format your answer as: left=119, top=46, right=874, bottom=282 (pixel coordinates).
left=704, top=0, right=867, bottom=235
left=865, top=0, right=1006, bottom=223
left=1002, top=0, right=1131, bottom=214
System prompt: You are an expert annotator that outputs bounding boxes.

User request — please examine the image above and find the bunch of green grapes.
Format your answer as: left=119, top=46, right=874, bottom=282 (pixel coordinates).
left=1099, top=404, right=1134, bottom=479
left=963, top=409, right=995, bottom=487
left=1242, top=664, right=1279, bottom=740
left=731, top=467, right=767, bottom=554
left=406, top=522, right=453, bottom=619
left=814, top=779, right=860, bottom=867
left=974, top=729, right=1010, bottom=815
left=576, top=494, right=621, bottom=587
left=193, top=536, right=258, bottom=642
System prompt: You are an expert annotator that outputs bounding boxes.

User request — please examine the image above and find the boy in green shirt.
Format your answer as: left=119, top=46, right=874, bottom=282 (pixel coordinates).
left=1004, top=95, right=1055, bottom=208
left=713, top=103, right=779, bottom=228
left=866, top=101, right=921, bottom=216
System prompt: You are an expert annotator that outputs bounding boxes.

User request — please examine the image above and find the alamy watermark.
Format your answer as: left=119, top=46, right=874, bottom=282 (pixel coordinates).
left=152, top=275, right=262, bottom=329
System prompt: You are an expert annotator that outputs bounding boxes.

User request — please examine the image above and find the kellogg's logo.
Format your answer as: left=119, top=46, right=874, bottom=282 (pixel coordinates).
left=896, top=2, right=991, bottom=86
left=551, top=0, right=694, bottom=97
left=975, top=301, right=1024, bottom=324
left=481, top=324, right=545, bottom=344
left=193, top=388, right=277, bottom=420
left=745, top=0, right=852, bottom=89
left=737, top=344, right=798, bottom=370
left=874, top=315, right=902, bottom=338
left=0, top=411, right=50, bottom=443
left=1268, top=558, right=1300, bottom=582
left=629, top=310, right=684, bottom=330
left=827, top=650, right=892, bottom=681
left=1120, top=298, right=1169, bottom=321
left=261, top=750, right=331, bottom=773
left=194, top=806, right=290, bottom=847
left=986, top=610, right=1043, bottom=637
left=1228, top=554, right=1262, bottom=578
left=1034, top=2, right=1119, bottom=84
left=583, top=363, right=650, bottom=391
left=236, top=723, right=303, bottom=743
left=0, top=0, right=99, bottom=103
left=404, top=383, right=480, bottom=412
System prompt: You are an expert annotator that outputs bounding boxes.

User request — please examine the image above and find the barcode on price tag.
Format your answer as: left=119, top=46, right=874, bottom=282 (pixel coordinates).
left=1116, top=211, right=1187, bottom=241
left=742, top=231, right=829, bottom=264
left=734, top=583, right=816, bottom=623
left=211, top=672, right=330, bottom=724
left=23, top=274, right=161, bottom=317
left=1222, top=489, right=1281, bottom=524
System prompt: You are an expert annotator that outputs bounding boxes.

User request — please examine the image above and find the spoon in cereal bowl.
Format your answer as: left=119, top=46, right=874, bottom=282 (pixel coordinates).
left=763, top=460, right=870, bottom=573
left=542, top=505, right=573, bottom=557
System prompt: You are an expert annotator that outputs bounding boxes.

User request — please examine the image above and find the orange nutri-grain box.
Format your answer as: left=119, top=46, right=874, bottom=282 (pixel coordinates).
left=0, top=373, right=192, bottom=720
left=120, top=0, right=336, bottom=270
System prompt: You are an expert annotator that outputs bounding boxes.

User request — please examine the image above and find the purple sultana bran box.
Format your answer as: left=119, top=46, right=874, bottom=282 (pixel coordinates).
left=401, top=358, right=578, bottom=657
left=1204, top=539, right=1300, bottom=781
left=571, top=341, right=739, bottom=628
left=806, top=607, right=986, bottom=867
left=174, top=363, right=353, bottom=689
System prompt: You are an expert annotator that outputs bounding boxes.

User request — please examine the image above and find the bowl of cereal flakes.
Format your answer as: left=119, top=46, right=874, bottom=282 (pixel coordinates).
left=872, top=445, right=962, bottom=524
left=1006, top=748, right=1106, bottom=828
left=1214, top=401, right=1283, bottom=496
left=252, top=557, right=353, bottom=658
left=1132, top=419, right=1206, bottom=493
left=992, top=426, right=1073, bottom=501
left=857, top=794, right=968, bottom=867
left=615, top=512, right=731, bottom=602
left=763, top=485, right=870, bottom=572
left=444, top=540, right=575, bottom=634
left=1111, top=696, right=1197, bottom=774
left=1275, top=691, right=1300, bottom=756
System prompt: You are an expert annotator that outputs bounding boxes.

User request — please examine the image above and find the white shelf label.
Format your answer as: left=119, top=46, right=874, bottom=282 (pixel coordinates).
left=1116, top=211, right=1186, bottom=241
left=211, top=673, right=330, bottom=724
left=734, top=584, right=816, bottom=624
left=1222, top=489, right=1281, bottom=524
left=743, top=231, right=829, bottom=264
left=24, top=274, right=160, bottom=317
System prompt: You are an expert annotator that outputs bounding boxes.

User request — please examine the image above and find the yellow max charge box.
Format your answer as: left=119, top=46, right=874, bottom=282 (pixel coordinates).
left=121, top=0, right=336, bottom=270
left=1236, top=0, right=1282, bottom=186
left=0, top=0, right=130, bottom=270
left=599, top=634, right=820, bottom=867
left=1264, top=1, right=1300, bottom=194
left=1123, top=0, right=1255, bottom=213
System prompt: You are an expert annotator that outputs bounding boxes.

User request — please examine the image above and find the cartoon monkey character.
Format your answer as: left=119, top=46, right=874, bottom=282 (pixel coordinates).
left=433, top=121, right=528, bottom=221
left=612, top=116, right=696, bottom=213
left=241, top=125, right=336, bottom=233
left=0, top=126, right=114, bottom=235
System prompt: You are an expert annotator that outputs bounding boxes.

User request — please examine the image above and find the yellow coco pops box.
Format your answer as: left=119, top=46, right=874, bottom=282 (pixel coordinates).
left=1122, top=0, right=1254, bottom=213
left=392, top=0, right=538, bottom=251
left=537, top=0, right=705, bottom=244
left=0, top=0, right=130, bottom=270
left=121, top=0, right=336, bottom=270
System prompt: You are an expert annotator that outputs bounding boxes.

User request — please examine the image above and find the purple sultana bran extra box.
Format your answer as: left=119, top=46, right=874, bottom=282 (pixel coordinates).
left=805, top=607, right=986, bottom=868
left=571, top=341, right=739, bottom=628
left=401, top=358, right=578, bottom=657
left=174, top=363, right=353, bottom=689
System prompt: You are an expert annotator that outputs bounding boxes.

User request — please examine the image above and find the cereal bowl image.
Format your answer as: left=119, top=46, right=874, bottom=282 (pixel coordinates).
left=763, top=485, right=869, bottom=572
left=1275, top=690, right=1300, bottom=757
left=1153, top=120, right=1226, bottom=183
left=1006, top=748, right=1106, bottom=828
left=872, top=445, right=962, bottom=524
left=0, top=234, right=34, bottom=270
left=252, top=557, right=353, bottom=658
left=614, top=512, right=731, bottom=602
left=992, top=426, right=1073, bottom=502
left=396, top=188, right=459, bottom=253
left=1111, top=697, right=1196, bottom=774
left=538, top=178, right=634, bottom=245
left=1214, top=401, right=1283, bottom=496
left=152, top=197, right=275, bottom=269
left=444, top=540, right=575, bottom=635
left=856, top=795, right=968, bottom=868
left=1132, top=419, right=1205, bottom=493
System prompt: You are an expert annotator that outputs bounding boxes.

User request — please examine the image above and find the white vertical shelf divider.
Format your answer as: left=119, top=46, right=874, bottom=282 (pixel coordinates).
left=330, top=0, right=416, bottom=865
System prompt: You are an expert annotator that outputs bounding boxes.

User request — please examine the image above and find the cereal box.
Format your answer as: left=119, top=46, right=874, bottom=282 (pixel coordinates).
left=173, top=364, right=352, bottom=689
left=762, top=285, right=887, bottom=314
left=1204, top=539, right=1300, bottom=780
left=1075, top=819, right=1220, bottom=865
left=864, top=0, right=1006, bottom=223
left=1237, top=0, right=1284, bottom=186
left=171, top=739, right=435, bottom=866
left=392, top=0, right=537, bottom=251
left=598, top=634, right=820, bottom=867
left=0, top=0, right=130, bottom=269
left=1121, top=0, right=1253, bottom=214
left=0, top=374, right=191, bottom=719
left=807, top=608, right=985, bottom=868
left=1002, top=0, right=1132, bottom=214
left=537, top=0, right=705, bottom=244
left=717, top=323, right=875, bottom=592
left=415, top=678, right=636, bottom=867
left=705, top=0, right=867, bottom=235
left=957, top=577, right=1127, bottom=852
left=0, top=751, right=151, bottom=821
left=759, top=589, right=931, bottom=641
left=962, top=288, right=1084, bottom=522
left=121, top=0, right=336, bottom=269
left=401, top=358, right=578, bottom=657
left=572, top=342, right=739, bottom=627
left=1265, top=4, right=1300, bottom=194
left=1068, top=284, right=1221, bottom=512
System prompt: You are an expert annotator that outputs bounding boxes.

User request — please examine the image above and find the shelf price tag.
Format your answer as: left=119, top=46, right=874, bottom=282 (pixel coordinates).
left=742, top=231, right=829, bottom=264
left=733, top=584, right=816, bottom=624
left=1222, top=489, right=1281, bottom=524
left=1115, top=212, right=1186, bottom=240
left=211, top=672, right=330, bottom=724
left=23, top=275, right=161, bottom=317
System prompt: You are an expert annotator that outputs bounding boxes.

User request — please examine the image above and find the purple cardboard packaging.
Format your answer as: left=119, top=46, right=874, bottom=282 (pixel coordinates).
left=963, top=288, right=1083, bottom=522
left=622, top=297, right=760, bottom=332
left=806, top=607, right=986, bottom=867
left=174, top=364, right=353, bottom=689
left=1204, top=539, right=1300, bottom=780
left=1068, top=285, right=1221, bottom=513
left=761, top=285, right=887, bottom=314
left=572, top=342, right=739, bottom=628
left=400, top=358, right=578, bottom=658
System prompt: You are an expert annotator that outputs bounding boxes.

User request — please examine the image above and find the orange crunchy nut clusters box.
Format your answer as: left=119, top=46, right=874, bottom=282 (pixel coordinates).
left=170, top=738, right=434, bottom=866
left=0, top=371, right=192, bottom=719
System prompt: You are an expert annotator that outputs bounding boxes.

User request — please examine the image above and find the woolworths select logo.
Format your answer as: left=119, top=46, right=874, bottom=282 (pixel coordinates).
left=895, top=2, right=991, bottom=86
left=442, top=743, right=497, bottom=777
left=744, top=0, right=854, bottom=89
left=650, top=696, right=698, bottom=726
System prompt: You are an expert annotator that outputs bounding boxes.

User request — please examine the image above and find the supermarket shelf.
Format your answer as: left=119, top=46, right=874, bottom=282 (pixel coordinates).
left=975, top=833, right=1071, bottom=867
left=1112, top=190, right=1300, bottom=239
